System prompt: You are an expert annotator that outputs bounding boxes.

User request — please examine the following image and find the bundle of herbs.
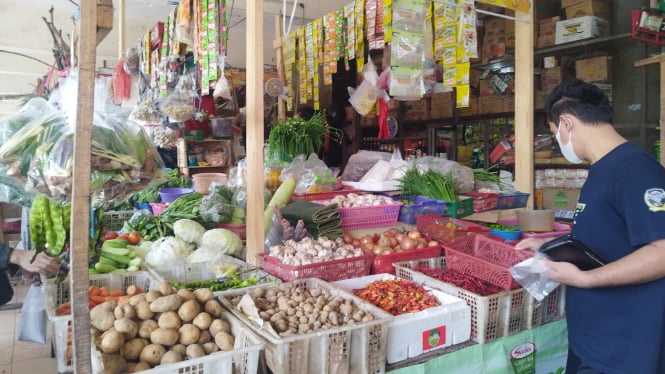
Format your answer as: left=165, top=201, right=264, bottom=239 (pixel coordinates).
left=473, top=164, right=503, bottom=188
left=398, top=166, right=457, bottom=201
left=267, top=113, right=343, bottom=163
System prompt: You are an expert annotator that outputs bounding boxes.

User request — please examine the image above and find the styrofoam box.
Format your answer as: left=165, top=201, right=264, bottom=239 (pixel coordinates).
left=555, top=16, right=610, bottom=45
left=333, top=274, right=472, bottom=364
left=218, top=278, right=394, bottom=374
left=342, top=180, right=401, bottom=192
left=91, top=311, right=264, bottom=374
left=43, top=271, right=156, bottom=374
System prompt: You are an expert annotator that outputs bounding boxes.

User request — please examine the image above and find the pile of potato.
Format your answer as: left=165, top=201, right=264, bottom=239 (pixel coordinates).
left=228, top=284, right=375, bottom=338
left=91, top=281, right=236, bottom=373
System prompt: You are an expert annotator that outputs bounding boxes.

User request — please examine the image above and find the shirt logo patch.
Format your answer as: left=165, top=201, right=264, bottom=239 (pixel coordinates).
left=644, top=188, right=665, bottom=212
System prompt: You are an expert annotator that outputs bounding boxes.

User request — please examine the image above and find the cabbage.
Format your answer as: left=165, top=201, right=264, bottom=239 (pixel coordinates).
left=186, top=228, right=244, bottom=263
left=145, top=236, right=194, bottom=267
left=173, top=219, right=206, bottom=244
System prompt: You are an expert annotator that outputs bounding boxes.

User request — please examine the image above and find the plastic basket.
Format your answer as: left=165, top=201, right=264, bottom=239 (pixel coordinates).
left=415, top=214, right=490, bottom=245
left=499, top=218, right=571, bottom=239
left=444, top=234, right=534, bottom=290
left=101, top=210, right=135, bottom=231
left=523, top=285, right=567, bottom=331
left=394, top=256, right=528, bottom=344
left=256, top=252, right=372, bottom=282
left=444, top=196, right=474, bottom=218
left=368, top=245, right=443, bottom=275
left=91, top=311, right=264, bottom=374
left=290, top=185, right=362, bottom=202
left=335, top=202, right=403, bottom=229
left=43, top=271, right=156, bottom=374
left=394, top=195, right=447, bottom=224
left=218, top=278, right=393, bottom=374
left=464, top=192, right=500, bottom=213
left=332, top=274, right=471, bottom=363
left=496, top=191, right=530, bottom=209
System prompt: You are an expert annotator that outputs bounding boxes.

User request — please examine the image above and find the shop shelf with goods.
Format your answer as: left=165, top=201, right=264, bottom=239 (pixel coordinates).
left=356, top=115, right=429, bottom=159
left=176, top=137, right=233, bottom=177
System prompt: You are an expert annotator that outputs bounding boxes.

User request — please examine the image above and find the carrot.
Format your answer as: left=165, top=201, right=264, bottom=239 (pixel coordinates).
left=104, top=296, right=120, bottom=302
left=89, top=286, right=101, bottom=296
left=109, top=289, right=123, bottom=297
left=126, top=285, right=144, bottom=296
left=66, top=345, right=73, bottom=362
left=98, top=287, right=109, bottom=296
left=55, top=302, right=71, bottom=316
left=90, top=295, right=108, bottom=304
left=117, top=295, right=132, bottom=305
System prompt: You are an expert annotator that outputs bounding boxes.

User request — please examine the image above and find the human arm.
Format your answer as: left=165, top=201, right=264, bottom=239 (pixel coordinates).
left=543, top=239, right=665, bottom=288
left=0, top=243, right=60, bottom=276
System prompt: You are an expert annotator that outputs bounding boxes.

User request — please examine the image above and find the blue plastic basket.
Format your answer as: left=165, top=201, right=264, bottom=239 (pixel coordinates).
left=496, top=192, right=530, bottom=210
left=395, top=195, right=448, bottom=224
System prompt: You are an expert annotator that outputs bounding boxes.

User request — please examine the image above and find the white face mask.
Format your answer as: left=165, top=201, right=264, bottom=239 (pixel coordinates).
left=555, top=125, right=584, bottom=164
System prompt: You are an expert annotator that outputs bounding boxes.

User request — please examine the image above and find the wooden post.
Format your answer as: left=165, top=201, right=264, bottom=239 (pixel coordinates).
left=513, top=7, right=535, bottom=208
left=634, top=54, right=665, bottom=165
left=70, top=0, right=97, bottom=372
left=118, top=0, right=126, bottom=59
left=245, top=0, right=265, bottom=265
left=273, top=14, right=286, bottom=122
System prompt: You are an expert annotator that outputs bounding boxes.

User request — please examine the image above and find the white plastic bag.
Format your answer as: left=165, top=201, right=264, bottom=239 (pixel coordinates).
left=17, top=283, right=48, bottom=345
left=509, top=252, right=561, bottom=302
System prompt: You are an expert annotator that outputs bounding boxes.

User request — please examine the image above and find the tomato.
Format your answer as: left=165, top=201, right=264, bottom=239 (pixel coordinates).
left=117, top=233, right=129, bottom=241
left=127, top=232, right=141, bottom=245
left=104, top=231, right=119, bottom=240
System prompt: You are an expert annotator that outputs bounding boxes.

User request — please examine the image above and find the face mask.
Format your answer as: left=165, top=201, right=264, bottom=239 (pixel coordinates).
left=555, top=125, right=583, bottom=164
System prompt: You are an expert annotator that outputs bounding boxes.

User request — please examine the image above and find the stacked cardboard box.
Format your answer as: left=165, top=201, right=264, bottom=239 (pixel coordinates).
left=458, top=97, right=479, bottom=117
left=537, top=17, right=560, bottom=48
left=430, top=93, right=453, bottom=119
left=575, top=55, right=611, bottom=83
left=402, top=100, right=429, bottom=122
left=482, top=17, right=507, bottom=62
left=563, top=0, right=611, bottom=22
left=540, top=66, right=563, bottom=92
left=555, top=16, right=610, bottom=44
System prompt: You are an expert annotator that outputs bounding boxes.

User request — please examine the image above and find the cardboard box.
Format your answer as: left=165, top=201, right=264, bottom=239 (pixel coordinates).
left=555, top=16, right=610, bottom=45
left=575, top=55, right=611, bottom=82
left=561, top=0, right=604, bottom=7
left=479, top=79, right=495, bottom=96
left=479, top=96, right=504, bottom=114
left=542, top=188, right=581, bottom=211
left=484, top=17, right=506, bottom=34
left=431, top=104, right=453, bottom=119
left=540, top=67, right=563, bottom=92
left=402, top=100, right=429, bottom=122
left=535, top=90, right=549, bottom=110
left=503, top=95, right=515, bottom=112
left=470, top=69, right=482, bottom=88
left=458, top=97, right=479, bottom=117
left=537, top=35, right=556, bottom=48
left=565, top=0, right=611, bottom=22
left=431, top=92, right=453, bottom=106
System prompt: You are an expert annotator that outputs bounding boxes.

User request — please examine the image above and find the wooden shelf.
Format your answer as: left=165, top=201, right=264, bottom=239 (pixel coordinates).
left=184, top=138, right=233, bottom=142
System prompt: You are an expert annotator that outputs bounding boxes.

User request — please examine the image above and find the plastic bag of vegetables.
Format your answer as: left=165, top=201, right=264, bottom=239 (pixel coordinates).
left=186, top=228, right=244, bottom=263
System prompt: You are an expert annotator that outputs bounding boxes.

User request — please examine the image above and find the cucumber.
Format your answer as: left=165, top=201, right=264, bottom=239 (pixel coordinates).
left=97, top=255, right=121, bottom=267
left=101, top=245, right=130, bottom=256
left=101, top=253, right=132, bottom=266
left=94, top=262, right=117, bottom=274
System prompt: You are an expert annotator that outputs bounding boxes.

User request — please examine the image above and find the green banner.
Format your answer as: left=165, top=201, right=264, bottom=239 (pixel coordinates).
left=389, top=320, right=568, bottom=374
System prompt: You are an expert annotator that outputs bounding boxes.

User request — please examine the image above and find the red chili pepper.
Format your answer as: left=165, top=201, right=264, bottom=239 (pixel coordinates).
left=353, top=279, right=440, bottom=316
left=416, top=267, right=503, bottom=296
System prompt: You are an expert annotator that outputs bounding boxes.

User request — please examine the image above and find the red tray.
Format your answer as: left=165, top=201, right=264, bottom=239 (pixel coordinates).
left=256, top=252, right=373, bottom=282
left=416, top=214, right=490, bottom=245
left=368, top=245, right=443, bottom=275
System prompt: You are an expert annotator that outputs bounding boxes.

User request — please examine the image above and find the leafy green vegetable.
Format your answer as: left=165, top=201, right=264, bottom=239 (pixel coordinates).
left=399, top=167, right=457, bottom=201
left=267, top=113, right=343, bottom=162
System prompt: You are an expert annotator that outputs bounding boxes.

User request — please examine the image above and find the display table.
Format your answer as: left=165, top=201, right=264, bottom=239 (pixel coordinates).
left=388, top=320, right=568, bottom=374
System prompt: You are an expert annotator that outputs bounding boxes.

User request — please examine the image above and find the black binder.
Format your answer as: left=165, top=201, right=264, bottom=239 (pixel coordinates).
left=538, top=234, right=607, bottom=271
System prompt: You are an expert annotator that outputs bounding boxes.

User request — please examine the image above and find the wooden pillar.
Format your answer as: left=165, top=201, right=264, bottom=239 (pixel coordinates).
left=245, top=0, right=265, bottom=265
left=70, top=1, right=96, bottom=371
left=274, top=14, right=286, bottom=122
left=118, top=0, right=126, bottom=59
left=513, top=6, right=535, bottom=208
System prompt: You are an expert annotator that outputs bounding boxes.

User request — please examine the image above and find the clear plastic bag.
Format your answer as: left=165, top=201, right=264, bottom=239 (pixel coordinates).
left=160, top=91, right=195, bottom=122
left=509, top=252, right=561, bottom=302
left=17, top=283, right=48, bottom=345
left=413, top=156, right=475, bottom=193
left=340, top=150, right=392, bottom=182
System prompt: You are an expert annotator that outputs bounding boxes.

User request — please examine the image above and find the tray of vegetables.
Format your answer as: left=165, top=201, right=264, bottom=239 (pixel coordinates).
left=333, top=274, right=471, bottom=363
left=415, top=214, right=490, bottom=245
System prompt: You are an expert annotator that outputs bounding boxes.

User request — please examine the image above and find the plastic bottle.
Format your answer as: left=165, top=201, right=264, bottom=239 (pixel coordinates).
left=471, top=148, right=482, bottom=168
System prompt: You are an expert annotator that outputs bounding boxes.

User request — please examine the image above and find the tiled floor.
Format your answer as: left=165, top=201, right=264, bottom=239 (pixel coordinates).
left=0, top=282, right=58, bottom=374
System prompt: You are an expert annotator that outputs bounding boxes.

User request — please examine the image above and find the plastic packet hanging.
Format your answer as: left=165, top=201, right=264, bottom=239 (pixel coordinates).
left=391, top=30, right=425, bottom=67
left=112, top=59, right=132, bottom=105
left=131, top=89, right=165, bottom=124
left=509, top=252, right=561, bottom=302
left=349, top=79, right=379, bottom=116
left=392, top=0, right=428, bottom=32
left=160, top=91, right=195, bottom=122
left=124, top=48, right=140, bottom=75
left=213, top=56, right=233, bottom=100
left=390, top=66, right=425, bottom=99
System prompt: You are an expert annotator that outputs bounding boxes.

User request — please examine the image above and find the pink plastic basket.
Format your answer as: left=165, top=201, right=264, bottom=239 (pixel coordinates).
left=499, top=218, right=571, bottom=239
left=368, top=245, right=442, bottom=275
left=416, top=214, right=490, bottom=245
left=256, top=252, right=373, bottom=282
left=290, top=185, right=362, bottom=202
left=444, top=234, right=534, bottom=290
left=333, top=202, right=403, bottom=229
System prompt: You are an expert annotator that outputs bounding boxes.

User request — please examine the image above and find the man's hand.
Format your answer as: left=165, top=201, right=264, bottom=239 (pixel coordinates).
left=515, top=237, right=546, bottom=251
left=543, top=259, right=592, bottom=288
left=10, top=250, right=61, bottom=276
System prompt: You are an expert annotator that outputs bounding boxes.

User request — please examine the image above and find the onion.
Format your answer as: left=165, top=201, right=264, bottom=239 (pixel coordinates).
left=382, top=248, right=395, bottom=255
left=377, top=234, right=392, bottom=248
left=373, top=246, right=386, bottom=255
left=360, top=235, right=374, bottom=245
left=407, top=230, right=422, bottom=239
left=428, top=240, right=439, bottom=247
left=342, top=233, right=354, bottom=244
left=361, top=242, right=375, bottom=252
left=394, top=245, right=402, bottom=252
left=416, top=238, right=428, bottom=249
left=400, top=237, right=417, bottom=251
left=386, top=228, right=401, bottom=236
left=394, top=233, right=406, bottom=243
left=352, top=239, right=361, bottom=247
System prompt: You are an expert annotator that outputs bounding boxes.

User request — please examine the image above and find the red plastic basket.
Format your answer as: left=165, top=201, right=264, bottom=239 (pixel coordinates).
left=368, top=245, right=443, bottom=275
left=443, top=234, right=534, bottom=290
left=334, top=203, right=403, bottom=229
left=256, top=252, right=373, bottom=282
left=416, top=214, right=490, bottom=245
left=465, top=192, right=500, bottom=213
left=290, top=185, right=362, bottom=202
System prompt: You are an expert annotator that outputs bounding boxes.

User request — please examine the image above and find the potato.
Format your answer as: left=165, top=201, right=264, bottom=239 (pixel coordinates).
left=178, top=299, right=201, bottom=322
left=204, top=299, right=223, bottom=318
left=177, top=288, right=196, bottom=301
left=150, top=328, right=179, bottom=346
left=158, top=311, right=182, bottom=330
left=174, top=324, right=197, bottom=345
left=197, top=329, right=212, bottom=344
left=114, top=303, right=135, bottom=320
left=160, top=350, right=183, bottom=365
left=149, top=294, right=183, bottom=313
left=185, top=344, right=205, bottom=359
left=145, top=290, right=163, bottom=303
left=122, top=338, right=148, bottom=361
left=193, top=288, right=213, bottom=304
left=140, top=343, right=166, bottom=366
left=100, top=353, right=126, bottom=374
left=128, top=294, right=146, bottom=306
left=193, top=312, right=212, bottom=330
left=209, top=318, right=231, bottom=337
left=91, top=301, right=117, bottom=331
left=100, top=331, right=125, bottom=354
left=138, top=319, right=158, bottom=339
left=202, top=342, right=219, bottom=354
left=114, top=318, right=139, bottom=340
left=170, top=344, right=187, bottom=356
left=155, top=281, right=175, bottom=296
left=125, top=361, right=150, bottom=373
left=135, top=301, right=154, bottom=320
left=214, top=331, right=235, bottom=351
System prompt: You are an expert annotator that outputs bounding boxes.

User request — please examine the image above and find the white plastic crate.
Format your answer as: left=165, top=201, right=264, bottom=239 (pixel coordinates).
left=147, top=254, right=280, bottom=293
left=218, top=278, right=394, bottom=374
left=394, top=257, right=528, bottom=344
left=91, top=311, right=264, bottom=374
left=43, top=271, right=155, bottom=374
left=332, top=274, right=471, bottom=364
left=101, top=210, right=135, bottom=231
left=523, top=285, right=567, bottom=330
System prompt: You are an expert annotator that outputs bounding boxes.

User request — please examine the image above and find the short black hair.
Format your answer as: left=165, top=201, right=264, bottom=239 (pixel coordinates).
left=544, top=79, right=613, bottom=126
